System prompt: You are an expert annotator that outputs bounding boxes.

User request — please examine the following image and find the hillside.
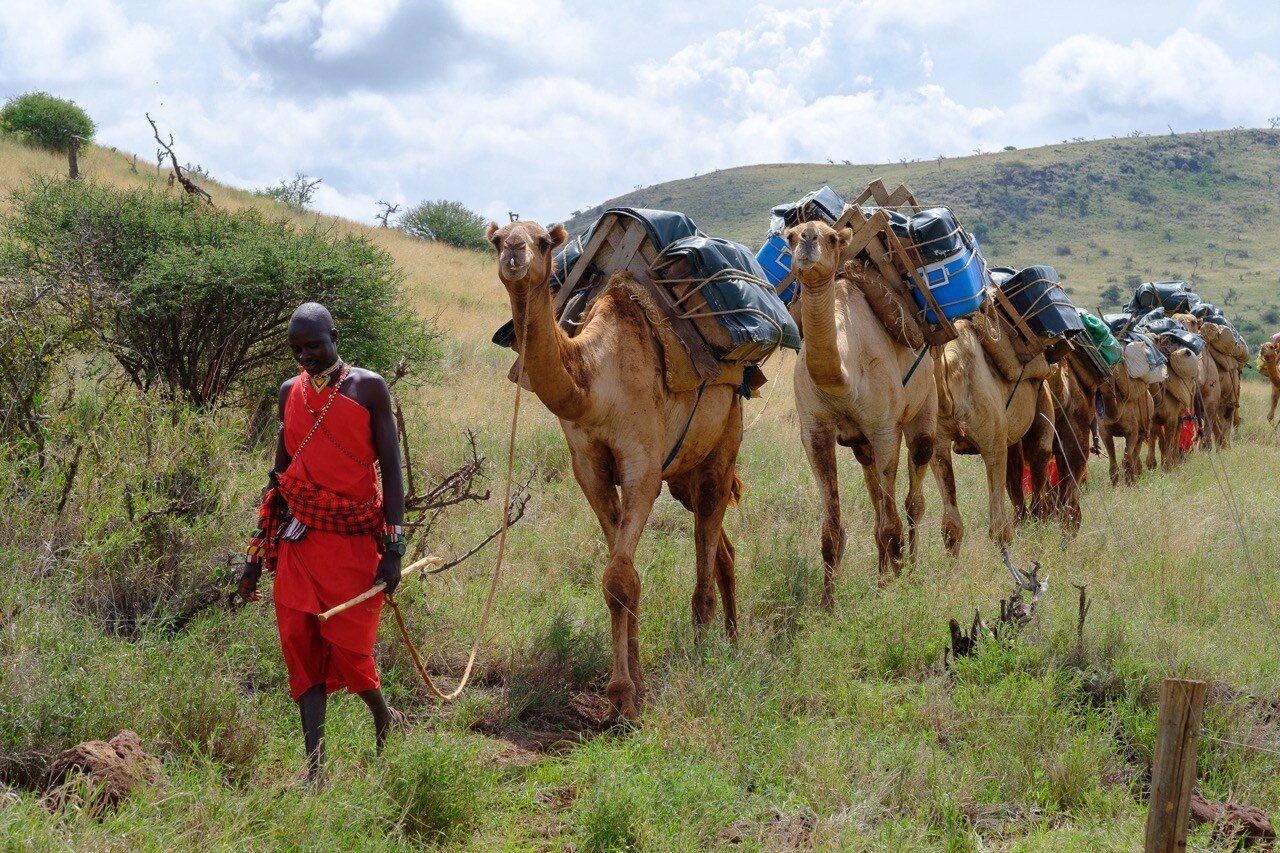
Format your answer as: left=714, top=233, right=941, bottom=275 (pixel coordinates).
left=572, top=129, right=1280, bottom=345
left=3, top=133, right=1280, bottom=850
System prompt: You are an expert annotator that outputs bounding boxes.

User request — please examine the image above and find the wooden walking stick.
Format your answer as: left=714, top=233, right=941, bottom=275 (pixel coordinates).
left=317, top=554, right=445, bottom=622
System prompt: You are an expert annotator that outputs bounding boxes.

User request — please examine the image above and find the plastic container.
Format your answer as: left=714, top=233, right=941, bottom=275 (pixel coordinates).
left=755, top=234, right=795, bottom=304
left=911, top=247, right=987, bottom=323
left=998, top=265, right=1084, bottom=339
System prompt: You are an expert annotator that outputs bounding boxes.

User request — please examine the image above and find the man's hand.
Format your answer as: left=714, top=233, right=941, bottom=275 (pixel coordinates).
left=239, top=562, right=264, bottom=603
left=375, top=552, right=403, bottom=596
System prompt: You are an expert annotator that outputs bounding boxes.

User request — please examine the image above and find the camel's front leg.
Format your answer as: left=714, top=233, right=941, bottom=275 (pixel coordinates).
left=931, top=441, right=963, bottom=558
left=1123, top=431, right=1141, bottom=486
left=983, top=439, right=1013, bottom=549
left=865, top=430, right=905, bottom=579
left=569, top=439, right=621, bottom=549
left=1005, top=439, right=1028, bottom=524
left=902, top=426, right=934, bottom=564
left=801, top=424, right=843, bottom=610
left=602, top=463, right=661, bottom=722
left=1269, top=387, right=1278, bottom=423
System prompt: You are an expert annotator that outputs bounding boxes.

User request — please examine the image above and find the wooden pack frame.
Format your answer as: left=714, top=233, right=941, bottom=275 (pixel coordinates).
left=553, top=212, right=722, bottom=383
left=774, top=179, right=959, bottom=347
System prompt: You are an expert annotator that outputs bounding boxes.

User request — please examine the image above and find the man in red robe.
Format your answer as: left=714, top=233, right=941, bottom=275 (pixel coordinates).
left=239, top=302, right=405, bottom=786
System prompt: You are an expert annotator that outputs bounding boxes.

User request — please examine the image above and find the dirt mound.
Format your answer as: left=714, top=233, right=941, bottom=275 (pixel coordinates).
left=42, top=729, right=160, bottom=813
left=1191, top=793, right=1276, bottom=848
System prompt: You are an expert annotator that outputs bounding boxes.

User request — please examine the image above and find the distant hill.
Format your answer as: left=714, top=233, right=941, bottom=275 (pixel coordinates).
left=569, top=129, right=1280, bottom=345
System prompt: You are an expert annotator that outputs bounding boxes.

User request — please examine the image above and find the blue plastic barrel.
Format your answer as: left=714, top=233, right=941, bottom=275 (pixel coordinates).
left=756, top=234, right=797, bottom=304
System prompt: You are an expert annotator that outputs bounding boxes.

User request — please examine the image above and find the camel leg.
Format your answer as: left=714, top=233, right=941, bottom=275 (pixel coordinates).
left=601, top=465, right=661, bottom=722
left=1269, top=387, right=1278, bottom=423
left=983, top=440, right=1013, bottom=550
left=931, top=442, right=963, bottom=558
left=801, top=424, right=843, bottom=611
left=902, top=425, right=934, bottom=565
left=569, top=442, right=620, bottom=549
left=676, top=421, right=741, bottom=640
left=1145, top=421, right=1159, bottom=471
left=1104, top=427, right=1120, bottom=486
left=715, top=532, right=737, bottom=639
left=866, top=430, right=906, bottom=579
left=1005, top=440, right=1028, bottom=525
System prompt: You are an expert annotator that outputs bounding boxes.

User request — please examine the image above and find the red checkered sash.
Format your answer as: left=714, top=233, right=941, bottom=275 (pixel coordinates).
left=245, top=471, right=383, bottom=573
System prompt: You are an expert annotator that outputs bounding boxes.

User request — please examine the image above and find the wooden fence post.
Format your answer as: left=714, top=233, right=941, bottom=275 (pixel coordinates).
left=68, top=136, right=80, bottom=180
left=1145, top=678, right=1207, bottom=853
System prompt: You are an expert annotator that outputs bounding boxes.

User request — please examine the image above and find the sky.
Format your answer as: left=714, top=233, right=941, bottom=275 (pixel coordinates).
left=2, top=0, right=1280, bottom=226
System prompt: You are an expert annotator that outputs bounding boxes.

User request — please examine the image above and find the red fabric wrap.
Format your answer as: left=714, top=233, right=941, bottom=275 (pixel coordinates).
left=250, top=373, right=388, bottom=700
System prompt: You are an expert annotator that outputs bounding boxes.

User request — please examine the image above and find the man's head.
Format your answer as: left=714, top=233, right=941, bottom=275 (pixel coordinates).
left=288, top=302, right=339, bottom=374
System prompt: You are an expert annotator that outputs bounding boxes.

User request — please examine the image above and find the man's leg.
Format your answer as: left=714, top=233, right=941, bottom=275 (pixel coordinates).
left=298, top=684, right=327, bottom=784
left=357, top=689, right=398, bottom=753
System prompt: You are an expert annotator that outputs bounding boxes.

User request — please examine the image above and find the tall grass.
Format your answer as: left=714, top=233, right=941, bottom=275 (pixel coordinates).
left=2, top=134, right=1280, bottom=849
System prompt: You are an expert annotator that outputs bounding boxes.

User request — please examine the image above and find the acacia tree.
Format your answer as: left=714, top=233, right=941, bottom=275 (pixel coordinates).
left=0, top=92, right=94, bottom=152
left=2, top=177, right=437, bottom=407
left=400, top=199, right=491, bottom=251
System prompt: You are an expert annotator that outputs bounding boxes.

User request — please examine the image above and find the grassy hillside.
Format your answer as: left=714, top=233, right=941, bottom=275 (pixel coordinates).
left=572, top=129, right=1280, bottom=345
left=2, top=134, right=1280, bottom=850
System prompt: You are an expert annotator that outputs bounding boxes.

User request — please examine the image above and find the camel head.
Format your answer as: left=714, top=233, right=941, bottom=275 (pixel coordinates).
left=1172, top=313, right=1203, bottom=334
left=487, top=220, right=568, bottom=288
left=785, top=221, right=850, bottom=282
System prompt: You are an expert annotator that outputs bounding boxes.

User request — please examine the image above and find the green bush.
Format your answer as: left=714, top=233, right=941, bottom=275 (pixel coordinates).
left=0, top=177, right=438, bottom=407
left=400, top=199, right=492, bottom=252
left=0, top=92, right=95, bottom=152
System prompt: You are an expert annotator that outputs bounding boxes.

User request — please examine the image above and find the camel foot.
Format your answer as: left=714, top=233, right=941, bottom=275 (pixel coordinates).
left=820, top=591, right=836, bottom=613
left=605, top=680, right=639, bottom=723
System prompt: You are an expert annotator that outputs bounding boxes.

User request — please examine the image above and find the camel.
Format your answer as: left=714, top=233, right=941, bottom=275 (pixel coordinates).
left=1146, top=346, right=1198, bottom=471
left=1261, top=342, right=1280, bottom=423
left=932, top=313, right=1053, bottom=557
left=786, top=221, right=937, bottom=605
left=1100, top=359, right=1154, bottom=486
left=1042, top=359, right=1100, bottom=532
left=1172, top=314, right=1222, bottom=449
left=488, top=219, right=744, bottom=722
left=1200, top=324, right=1241, bottom=446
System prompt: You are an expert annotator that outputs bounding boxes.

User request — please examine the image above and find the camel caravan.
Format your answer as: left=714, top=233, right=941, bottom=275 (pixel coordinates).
left=486, top=180, right=1260, bottom=722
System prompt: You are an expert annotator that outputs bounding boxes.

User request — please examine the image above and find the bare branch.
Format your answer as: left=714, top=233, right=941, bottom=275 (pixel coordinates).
left=146, top=113, right=213, bottom=205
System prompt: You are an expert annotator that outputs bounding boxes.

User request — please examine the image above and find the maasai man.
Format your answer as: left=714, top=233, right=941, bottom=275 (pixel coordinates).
left=240, top=302, right=405, bottom=786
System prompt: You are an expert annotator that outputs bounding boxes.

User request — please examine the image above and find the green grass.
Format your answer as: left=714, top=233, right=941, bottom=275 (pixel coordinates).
left=572, top=129, right=1280, bottom=347
left=2, top=130, right=1280, bottom=850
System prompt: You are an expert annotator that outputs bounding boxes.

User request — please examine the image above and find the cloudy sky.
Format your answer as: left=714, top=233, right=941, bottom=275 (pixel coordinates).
left=3, top=0, right=1279, bottom=225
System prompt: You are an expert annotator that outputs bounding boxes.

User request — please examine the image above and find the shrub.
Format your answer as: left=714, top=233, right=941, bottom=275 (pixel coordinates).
left=400, top=199, right=492, bottom=252
left=257, top=172, right=321, bottom=210
left=0, top=92, right=94, bottom=152
left=0, top=177, right=438, bottom=407
left=1055, top=245, right=1072, bottom=256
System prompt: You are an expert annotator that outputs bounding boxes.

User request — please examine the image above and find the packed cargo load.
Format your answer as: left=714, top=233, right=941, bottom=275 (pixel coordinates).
left=495, top=207, right=799, bottom=397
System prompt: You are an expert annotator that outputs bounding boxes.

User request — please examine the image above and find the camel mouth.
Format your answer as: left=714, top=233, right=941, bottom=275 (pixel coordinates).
left=500, top=255, right=531, bottom=280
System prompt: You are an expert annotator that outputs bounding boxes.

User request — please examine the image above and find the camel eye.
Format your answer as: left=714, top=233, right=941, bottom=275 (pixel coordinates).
left=538, top=237, right=552, bottom=250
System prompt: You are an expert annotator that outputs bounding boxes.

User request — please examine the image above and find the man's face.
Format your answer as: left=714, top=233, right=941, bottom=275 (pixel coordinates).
left=288, top=324, right=338, bottom=374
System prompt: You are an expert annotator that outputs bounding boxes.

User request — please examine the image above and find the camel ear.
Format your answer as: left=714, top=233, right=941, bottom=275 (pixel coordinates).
left=783, top=227, right=799, bottom=247
left=547, top=223, right=568, bottom=250
left=485, top=222, right=501, bottom=245
left=836, top=228, right=852, bottom=249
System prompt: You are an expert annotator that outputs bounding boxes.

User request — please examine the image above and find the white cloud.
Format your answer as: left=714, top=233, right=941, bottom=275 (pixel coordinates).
left=1021, top=29, right=1280, bottom=125
left=253, top=0, right=319, bottom=42
left=313, top=0, right=401, bottom=58
left=0, top=0, right=165, bottom=86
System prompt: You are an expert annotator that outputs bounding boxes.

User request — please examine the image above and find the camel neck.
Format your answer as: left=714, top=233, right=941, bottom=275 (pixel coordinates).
left=508, top=276, right=589, bottom=421
left=798, top=269, right=850, bottom=393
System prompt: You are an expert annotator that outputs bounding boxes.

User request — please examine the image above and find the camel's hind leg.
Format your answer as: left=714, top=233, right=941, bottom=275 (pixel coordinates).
left=931, top=442, right=963, bottom=558
left=801, top=424, right=843, bottom=610
left=1005, top=440, right=1028, bottom=524
left=1103, top=426, right=1120, bottom=486
left=671, top=405, right=742, bottom=640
